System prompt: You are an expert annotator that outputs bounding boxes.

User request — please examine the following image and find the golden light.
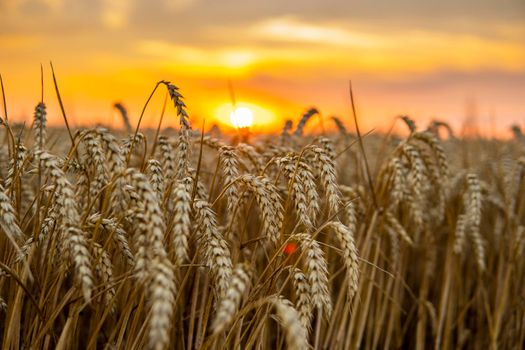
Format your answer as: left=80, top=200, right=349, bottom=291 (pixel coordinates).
left=230, top=107, right=254, bottom=128
left=214, top=102, right=278, bottom=132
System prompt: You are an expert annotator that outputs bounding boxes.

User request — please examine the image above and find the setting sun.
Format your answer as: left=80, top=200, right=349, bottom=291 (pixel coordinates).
left=230, top=107, right=254, bottom=128
left=215, top=102, right=278, bottom=132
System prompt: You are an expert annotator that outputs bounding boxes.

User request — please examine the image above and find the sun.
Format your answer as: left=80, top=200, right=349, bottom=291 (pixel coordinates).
left=230, top=107, right=254, bottom=128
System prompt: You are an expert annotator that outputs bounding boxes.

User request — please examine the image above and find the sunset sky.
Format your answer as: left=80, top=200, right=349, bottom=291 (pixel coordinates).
left=1, top=0, right=524, bottom=135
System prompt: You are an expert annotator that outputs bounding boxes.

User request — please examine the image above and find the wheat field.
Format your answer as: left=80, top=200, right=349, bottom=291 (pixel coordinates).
left=0, top=81, right=523, bottom=350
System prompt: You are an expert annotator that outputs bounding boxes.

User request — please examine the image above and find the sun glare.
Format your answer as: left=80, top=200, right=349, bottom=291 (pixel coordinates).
left=230, top=107, right=254, bottom=128
left=215, top=102, right=276, bottom=132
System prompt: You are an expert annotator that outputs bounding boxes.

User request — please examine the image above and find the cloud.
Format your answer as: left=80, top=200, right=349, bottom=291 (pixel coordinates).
left=249, top=17, right=386, bottom=48
left=100, top=0, right=132, bottom=29
left=211, top=17, right=525, bottom=75
left=135, top=40, right=259, bottom=74
left=3, top=0, right=65, bottom=13
left=162, top=0, right=196, bottom=11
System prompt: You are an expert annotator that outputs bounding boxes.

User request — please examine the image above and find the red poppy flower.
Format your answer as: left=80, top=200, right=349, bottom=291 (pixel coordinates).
left=283, top=242, right=297, bottom=255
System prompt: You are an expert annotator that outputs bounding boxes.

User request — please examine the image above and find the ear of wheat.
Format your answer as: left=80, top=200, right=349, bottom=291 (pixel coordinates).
left=0, top=80, right=522, bottom=349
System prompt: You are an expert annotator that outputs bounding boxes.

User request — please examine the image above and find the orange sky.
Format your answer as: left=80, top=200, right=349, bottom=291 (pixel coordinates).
left=1, top=0, right=524, bottom=136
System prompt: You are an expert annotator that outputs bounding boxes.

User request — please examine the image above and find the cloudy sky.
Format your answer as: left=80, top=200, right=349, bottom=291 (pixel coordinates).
left=1, top=0, right=524, bottom=134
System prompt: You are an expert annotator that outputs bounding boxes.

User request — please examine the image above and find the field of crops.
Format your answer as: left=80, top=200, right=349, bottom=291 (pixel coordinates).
left=0, top=81, right=523, bottom=349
